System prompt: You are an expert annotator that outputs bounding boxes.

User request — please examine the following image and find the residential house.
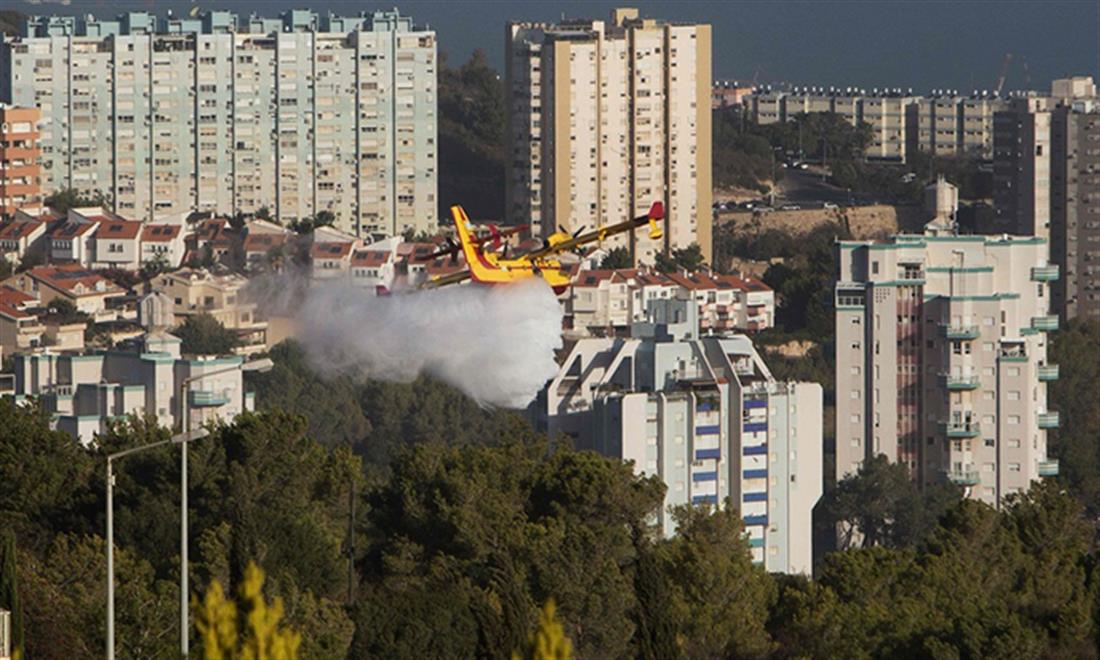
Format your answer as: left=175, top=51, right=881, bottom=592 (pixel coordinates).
left=140, top=224, right=185, bottom=268
left=92, top=220, right=143, bottom=270
left=350, top=250, right=396, bottom=293
left=311, top=241, right=355, bottom=280
left=0, top=216, right=48, bottom=266
left=0, top=285, right=44, bottom=354
left=242, top=233, right=289, bottom=272
left=47, top=213, right=101, bottom=266
left=185, top=218, right=234, bottom=265
left=155, top=268, right=268, bottom=353
left=3, top=264, right=123, bottom=316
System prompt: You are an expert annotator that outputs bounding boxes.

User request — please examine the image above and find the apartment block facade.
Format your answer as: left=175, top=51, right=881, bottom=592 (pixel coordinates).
left=835, top=229, right=1060, bottom=507
left=0, top=105, right=42, bottom=216
left=506, top=8, right=712, bottom=265
left=541, top=299, right=822, bottom=574
left=12, top=331, right=254, bottom=444
left=748, top=90, right=1007, bottom=161
left=1, top=10, right=436, bottom=237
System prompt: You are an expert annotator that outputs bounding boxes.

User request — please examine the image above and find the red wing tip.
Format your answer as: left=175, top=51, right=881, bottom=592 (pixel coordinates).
left=649, top=201, right=665, bottom=220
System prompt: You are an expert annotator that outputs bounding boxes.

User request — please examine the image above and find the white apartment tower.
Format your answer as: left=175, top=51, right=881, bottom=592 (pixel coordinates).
left=1, top=11, right=437, bottom=237
left=835, top=227, right=1060, bottom=507
left=506, top=8, right=712, bottom=265
left=541, top=299, right=822, bottom=574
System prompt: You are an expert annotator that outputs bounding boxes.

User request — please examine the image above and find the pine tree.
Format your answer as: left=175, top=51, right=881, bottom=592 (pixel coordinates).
left=0, top=530, right=22, bottom=657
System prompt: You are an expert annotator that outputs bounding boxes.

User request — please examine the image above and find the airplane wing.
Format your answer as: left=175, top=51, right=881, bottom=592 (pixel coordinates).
left=421, top=269, right=472, bottom=288
left=521, top=201, right=664, bottom=260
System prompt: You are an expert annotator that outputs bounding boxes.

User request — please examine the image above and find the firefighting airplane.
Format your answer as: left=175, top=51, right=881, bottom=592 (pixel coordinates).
left=420, top=202, right=665, bottom=294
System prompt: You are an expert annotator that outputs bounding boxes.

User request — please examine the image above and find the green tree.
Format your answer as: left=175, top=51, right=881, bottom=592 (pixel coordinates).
left=658, top=505, right=776, bottom=658
left=632, top=533, right=679, bottom=660
left=0, top=399, right=94, bottom=551
left=248, top=341, right=371, bottom=450
left=599, top=247, right=632, bottom=270
left=175, top=313, right=241, bottom=356
left=140, top=253, right=170, bottom=282
left=1048, top=319, right=1100, bottom=513
left=43, top=188, right=110, bottom=214
left=0, top=531, right=23, bottom=657
left=824, top=454, right=961, bottom=550
left=19, top=534, right=177, bottom=659
left=438, top=50, right=506, bottom=219
left=47, top=298, right=90, bottom=325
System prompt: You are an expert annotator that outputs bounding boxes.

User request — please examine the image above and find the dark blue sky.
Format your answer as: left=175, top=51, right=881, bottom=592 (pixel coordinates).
left=11, top=0, right=1099, bottom=92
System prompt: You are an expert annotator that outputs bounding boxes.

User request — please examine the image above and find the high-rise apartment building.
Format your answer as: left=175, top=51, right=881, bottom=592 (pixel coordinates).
left=1, top=10, right=437, bottom=237
left=993, top=78, right=1099, bottom=321
left=506, top=8, right=712, bottom=265
left=540, top=298, right=822, bottom=574
left=992, top=96, right=1054, bottom=237
left=835, top=226, right=1060, bottom=507
left=0, top=105, right=42, bottom=217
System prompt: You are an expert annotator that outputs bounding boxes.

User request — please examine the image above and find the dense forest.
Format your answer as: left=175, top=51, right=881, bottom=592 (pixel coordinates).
left=3, top=327, right=1100, bottom=657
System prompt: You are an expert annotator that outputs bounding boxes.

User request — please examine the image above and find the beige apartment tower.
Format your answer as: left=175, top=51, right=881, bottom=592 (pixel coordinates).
left=506, top=8, right=712, bottom=265
left=835, top=228, right=1060, bottom=507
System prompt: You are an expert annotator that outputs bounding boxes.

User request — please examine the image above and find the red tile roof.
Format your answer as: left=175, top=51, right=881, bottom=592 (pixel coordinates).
left=0, top=286, right=35, bottom=308
left=0, top=219, right=45, bottom=241
left=573, top=269, right=624, bottom=287
left=96, top=221, right=142, bottom=240
left=310, top=241, right=353, bottom=260
left=49, top=220, right=98, bottom=239
left=26, top=264, right=122, bottom=296
left=242, top=233, right=287, bottom=252
left=141, top=224, right=182, bottom=242
left=351, top=250, right=393, bottom=267
left=424, top=258, right=467, bottom=276
left=0, top=302, right=31, bottom=320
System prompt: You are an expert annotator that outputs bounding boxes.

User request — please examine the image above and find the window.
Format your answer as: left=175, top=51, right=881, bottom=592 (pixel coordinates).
left=1008, top=462, right=1021, bottom=472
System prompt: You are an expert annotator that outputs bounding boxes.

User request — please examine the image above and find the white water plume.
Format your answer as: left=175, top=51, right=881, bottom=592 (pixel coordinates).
left=290, top=278, right=563, bottom=408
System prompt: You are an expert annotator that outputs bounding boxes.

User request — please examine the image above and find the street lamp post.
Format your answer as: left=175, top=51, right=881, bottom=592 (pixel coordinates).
left=178, top=357, right=272, bottom=658
left=106, top=428, right=209, bottom=660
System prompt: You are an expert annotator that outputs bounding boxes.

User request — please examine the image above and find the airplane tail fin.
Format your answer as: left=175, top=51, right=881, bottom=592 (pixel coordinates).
left=647, top=201, right=664, bottom=240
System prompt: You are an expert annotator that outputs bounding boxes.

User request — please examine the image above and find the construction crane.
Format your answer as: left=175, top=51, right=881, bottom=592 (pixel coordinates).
left=994, top=53, right=1013, bottom=96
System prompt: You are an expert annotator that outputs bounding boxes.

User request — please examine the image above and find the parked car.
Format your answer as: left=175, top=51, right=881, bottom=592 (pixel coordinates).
left=823, top=202, right=839, bottom=209
left=779, top=204, right=801, bottom=211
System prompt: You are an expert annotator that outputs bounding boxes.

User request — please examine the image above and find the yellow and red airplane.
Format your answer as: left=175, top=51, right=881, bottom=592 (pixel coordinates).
left=421, top=202, right=665, bottom=293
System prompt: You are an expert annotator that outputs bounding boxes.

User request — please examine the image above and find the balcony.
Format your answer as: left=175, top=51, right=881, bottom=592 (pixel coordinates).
left=1037, top=412, right=1060, bottom=429
left=942, top=324, right=980, bottom=340
left=946, top=469, right=981, bottom=486
left=190, top=390, right=231, bottom=407
left=1030, top=265, right=1060, bottom=281
left=1036, top=364, right=1059, bottom=381
left=941, top=374, right=980, bottom=390
left=942, top=421, right=981, bottom=438
left=1031, top=316, right=1059, bottom=332
left=1038, top=459, right=1060, bottom=477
